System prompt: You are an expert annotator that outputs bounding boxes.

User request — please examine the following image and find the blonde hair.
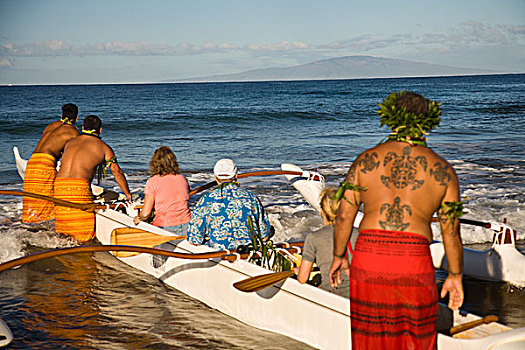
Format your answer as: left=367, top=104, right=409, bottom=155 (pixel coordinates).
left=149, top=146, right=181, bottom=176
left=319, top=188, right=340, bottom=224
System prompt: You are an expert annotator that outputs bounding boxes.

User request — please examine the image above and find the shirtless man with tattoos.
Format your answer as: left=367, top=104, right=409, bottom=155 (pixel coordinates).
left=329, top=91, right=464, bottom=349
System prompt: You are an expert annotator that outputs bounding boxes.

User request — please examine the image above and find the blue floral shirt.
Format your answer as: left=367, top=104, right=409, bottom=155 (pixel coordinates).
left=187, top=182, right=270, bottom=250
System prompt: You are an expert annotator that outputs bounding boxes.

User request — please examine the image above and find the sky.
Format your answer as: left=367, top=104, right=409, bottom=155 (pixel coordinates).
left=0, top=0, right=524, bottom=85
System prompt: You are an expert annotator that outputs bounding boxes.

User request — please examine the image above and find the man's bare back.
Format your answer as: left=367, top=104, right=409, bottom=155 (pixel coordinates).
left=33, top=121, right=79, bottom=160
left=57, top=129, right=132, bottom=200
left=57, top=134, right=112, bottom=181
left=330, top=91, right=464, bottom=313
left=348, top=140, right=459, bottom=242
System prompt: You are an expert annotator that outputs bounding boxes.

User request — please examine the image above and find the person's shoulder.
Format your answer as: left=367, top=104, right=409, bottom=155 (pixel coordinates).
left=42, top=120, right=62, bottom=132
left=309, top=225, right=334, bottom=239
left=64, top=124, right=80, bottom=134
left=354, top=142, right=384, bottom=161
left=146, top=175, right=159, bottom=183
left=242, top=187, right=261, bottom=200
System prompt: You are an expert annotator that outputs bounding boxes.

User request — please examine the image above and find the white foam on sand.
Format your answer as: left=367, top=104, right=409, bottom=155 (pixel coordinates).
left=0, top=224, right=79, bottom=264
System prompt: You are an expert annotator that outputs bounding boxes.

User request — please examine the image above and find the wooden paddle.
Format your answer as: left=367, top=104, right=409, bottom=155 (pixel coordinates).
left=233, top=270, right=295, bottom=293
left=189, top=170, right=307, bottom=196
left=449, top=315, right=498, bottom=335
left=0, top=245, right=231, bottom=273
left=431, top=216, right=492, bottom=229
left=110, top=227, right=186, bottom=257
left=0, top=190, right=113, bottom=211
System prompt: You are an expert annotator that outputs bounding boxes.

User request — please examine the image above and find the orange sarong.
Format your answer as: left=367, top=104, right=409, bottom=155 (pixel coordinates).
left=54, top=178, right=95, bottom=242
left=22, top=153, right=57, bottom=223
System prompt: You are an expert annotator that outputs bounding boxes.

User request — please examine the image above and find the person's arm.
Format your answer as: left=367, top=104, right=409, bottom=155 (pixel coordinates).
left=294, top=260, right=314, bottom=284
left=329, top=162, right=360, bottom=288
left=105, top=145, right=132, bottom=200
left=438, top=167, right=464, bottom=310
left=133, top=193, right=154, bottom=225
left=254, top=196, right=271, bottom=241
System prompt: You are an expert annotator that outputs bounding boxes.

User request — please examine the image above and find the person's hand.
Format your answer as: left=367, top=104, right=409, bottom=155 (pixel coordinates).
left=329, top=256, right=349, bottom=288
left=133, top=215, right=140, bottom=226
left=441, top=274, right=464, bottom=310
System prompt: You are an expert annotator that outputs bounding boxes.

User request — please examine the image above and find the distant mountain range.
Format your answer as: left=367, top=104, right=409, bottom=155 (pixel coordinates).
left=170, top=55, right=497, bottom=83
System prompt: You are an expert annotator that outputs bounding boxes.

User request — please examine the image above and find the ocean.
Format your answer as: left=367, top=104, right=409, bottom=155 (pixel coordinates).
left=0, top=74, right=524, bottom=349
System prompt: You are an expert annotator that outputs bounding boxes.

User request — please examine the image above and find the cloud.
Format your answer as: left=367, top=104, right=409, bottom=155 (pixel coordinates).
left=0, top=40, right=240, bottom=57
left=317, top=35, right=408, bottom=51
left=0, top=57, right=12, bottom=67
left=410, top=22, right=524, bottom=50
left=0, top=22, right=523, bottom=62
left=245, top=41, right=309, bottom=51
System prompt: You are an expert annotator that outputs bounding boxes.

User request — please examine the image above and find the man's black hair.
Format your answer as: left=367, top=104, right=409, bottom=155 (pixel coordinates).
left=61, top=103, right=78, bottom=121
left=83, top=115, right=102, bottom=132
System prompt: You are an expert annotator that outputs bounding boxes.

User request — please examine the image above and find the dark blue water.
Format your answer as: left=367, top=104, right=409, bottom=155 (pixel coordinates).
left=1, top=74, right=524, bottom=174
left=0, top=75, right=524, bottom=349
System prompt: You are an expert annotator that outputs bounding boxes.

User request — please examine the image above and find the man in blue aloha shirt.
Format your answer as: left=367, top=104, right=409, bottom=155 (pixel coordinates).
left=187, top=158, right=271, bottom=250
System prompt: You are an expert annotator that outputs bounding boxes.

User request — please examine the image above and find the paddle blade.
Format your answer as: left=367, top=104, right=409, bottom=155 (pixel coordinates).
left=110, top=227, right=185, bottom=258
left=233, top=270, right=295, bottom=293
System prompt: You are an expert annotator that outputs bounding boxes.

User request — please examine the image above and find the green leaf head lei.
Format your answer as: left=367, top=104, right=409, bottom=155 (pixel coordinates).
left=378, top=90, right=442, bottom=146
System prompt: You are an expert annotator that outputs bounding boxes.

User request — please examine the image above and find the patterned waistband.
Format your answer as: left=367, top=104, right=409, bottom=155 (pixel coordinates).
left=356, top=229, right=430, bottom=257
left=29, top=153, right=56, bottom=167
left=54, top=177, right=91, bottom=186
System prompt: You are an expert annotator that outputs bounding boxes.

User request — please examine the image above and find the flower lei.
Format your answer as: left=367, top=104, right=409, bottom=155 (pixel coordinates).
left=96, top=156, right=117, bottom=184
left=60, top=117, right=75, bottom=126
left=332, top=181, right=366, bottom=206
left=377, top=90, right=442, bottom=146
left=439, top=197, right=468, bottom=225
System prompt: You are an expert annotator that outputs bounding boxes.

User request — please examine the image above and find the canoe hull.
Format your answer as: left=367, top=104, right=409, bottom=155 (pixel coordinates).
left=95, top=208, right=525, bottom=350
left=430, top=242, right=525, bottom=287
left=96, top=208, right=351, bottom=350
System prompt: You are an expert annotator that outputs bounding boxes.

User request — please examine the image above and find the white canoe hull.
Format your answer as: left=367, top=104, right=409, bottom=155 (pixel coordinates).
left=431, top=242, right=525, bottom=287
left=95, top=208, right=525, bottom=350
left=96, top=208, right=351, bottom=350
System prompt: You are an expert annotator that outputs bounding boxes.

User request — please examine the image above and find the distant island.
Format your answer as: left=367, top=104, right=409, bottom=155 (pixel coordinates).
left=169, top=55, right=498, bottom=83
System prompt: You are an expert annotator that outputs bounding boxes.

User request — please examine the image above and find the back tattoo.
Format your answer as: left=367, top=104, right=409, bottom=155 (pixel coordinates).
left=379, top=196, right=412, bottom=231
left=381, top=146, right=427, bottom=190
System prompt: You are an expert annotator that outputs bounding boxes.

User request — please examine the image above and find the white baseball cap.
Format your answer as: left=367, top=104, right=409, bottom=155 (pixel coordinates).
left=213, top=158, right=238, bottom=180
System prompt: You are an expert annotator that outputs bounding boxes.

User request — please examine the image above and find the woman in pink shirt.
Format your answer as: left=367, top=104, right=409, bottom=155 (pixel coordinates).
left=133, top=146, right=191, bottom=234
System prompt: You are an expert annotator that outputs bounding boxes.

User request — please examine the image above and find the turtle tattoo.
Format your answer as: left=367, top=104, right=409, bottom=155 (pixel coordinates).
left=381, top=146, right=427, bottom=190
left=430, top=162, right=451, bottom=186
left=379, top=196, right=412, bottom=231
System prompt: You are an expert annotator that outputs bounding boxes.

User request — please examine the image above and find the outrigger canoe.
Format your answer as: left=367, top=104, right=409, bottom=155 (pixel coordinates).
left=95, top=207, right=525, bottom=350
left=14, top=147, right=525, bottom=287
left=10, top=147, right=525, bottom=348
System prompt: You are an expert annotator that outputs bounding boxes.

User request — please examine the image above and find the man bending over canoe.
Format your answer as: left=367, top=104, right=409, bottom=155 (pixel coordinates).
left=55, top=115, right=132, bottom=242
left=23, top=103, right=80, bottom=223
left=329, top=91, right=464, bottom=350
left=187, top=158, right=271, bottom=250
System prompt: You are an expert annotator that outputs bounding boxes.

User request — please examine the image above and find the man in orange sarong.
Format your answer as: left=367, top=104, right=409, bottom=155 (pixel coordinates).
left=22, top=103, right=80, bottom=223
left=329, top=91, right=464, bottom=349
left=54, top=115, right=132, bottom=242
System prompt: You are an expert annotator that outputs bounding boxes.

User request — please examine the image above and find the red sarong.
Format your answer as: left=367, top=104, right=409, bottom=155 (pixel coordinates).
left=22, top=153, right=57, bottom=223
left=54, top=178, right=95, bottom=242
left=349, top=229, right=437, bottom=350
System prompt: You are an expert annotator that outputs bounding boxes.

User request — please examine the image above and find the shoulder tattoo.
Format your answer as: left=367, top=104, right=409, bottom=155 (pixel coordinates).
left=430, top=162, right=451, bottom=186
left=379, top=196, right=412, bottom=231
left=357, top=152, right=379, bottom=174
left=381, top=146, right=427, bottom=190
